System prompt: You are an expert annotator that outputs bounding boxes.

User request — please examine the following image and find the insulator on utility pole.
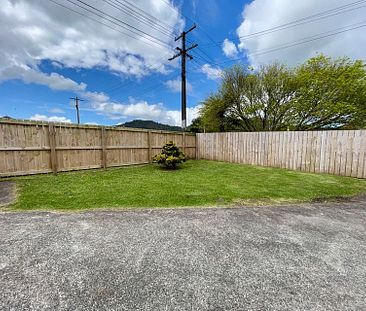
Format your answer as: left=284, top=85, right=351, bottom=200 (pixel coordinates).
left=70, top=96, right=84, bottom=125
left=168, top=24, right=198, bottom=132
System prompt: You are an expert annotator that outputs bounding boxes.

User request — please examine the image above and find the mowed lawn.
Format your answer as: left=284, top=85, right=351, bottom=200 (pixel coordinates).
left=8, top=160, right=366, bottom=210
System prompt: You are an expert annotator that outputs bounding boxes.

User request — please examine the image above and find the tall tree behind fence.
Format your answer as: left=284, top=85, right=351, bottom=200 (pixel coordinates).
left=197, top=131, right=366, bottom=178
left=0, top=121, right=196, bottom=177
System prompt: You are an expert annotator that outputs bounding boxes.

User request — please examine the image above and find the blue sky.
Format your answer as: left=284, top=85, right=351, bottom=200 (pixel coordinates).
left=1, top=0, right=365, bottom=126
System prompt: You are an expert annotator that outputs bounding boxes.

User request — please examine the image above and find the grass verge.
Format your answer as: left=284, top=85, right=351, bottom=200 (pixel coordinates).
left=5, top=160, right=366, bottom=210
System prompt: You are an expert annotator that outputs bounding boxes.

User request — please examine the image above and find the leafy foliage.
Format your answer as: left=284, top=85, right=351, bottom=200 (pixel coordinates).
left=187, top=117, right=204, bottom=133
left=152, top=141, right=186, bottom=169
left=200, top=55, right=366, bottom=131
left=200, top=94, right=242, bottom=132
left=290, top=55, right=366, bottom=130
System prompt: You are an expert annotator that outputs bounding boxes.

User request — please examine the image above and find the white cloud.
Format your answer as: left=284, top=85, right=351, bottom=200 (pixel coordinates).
left=92, top=97, right=200, bottom=126
left=186, top=105, right=202, bottom=125
left=83, top=91, right=110, bottom=103
left=236, top=0, right=366, bottom=67
left=0, top=0, right=183, bottom=89
left=165, top=78, right=193, bottom=93
left=0, top=65, right=86, bottom=91
left=222, top=39, right=238, bottom=58
left=30, top=114, right=71, bottom=123
left=49, top=108, right=65, bottom=114
left=201, top=64, right=223, bottom=80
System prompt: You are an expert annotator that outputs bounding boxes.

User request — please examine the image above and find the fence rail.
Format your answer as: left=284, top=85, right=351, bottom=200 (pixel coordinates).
left=0, top=121, right=196, bottom=177
left=197, top=131, right=366, bottom=178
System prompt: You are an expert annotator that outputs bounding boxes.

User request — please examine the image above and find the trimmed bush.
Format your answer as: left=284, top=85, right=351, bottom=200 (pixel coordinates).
left=152, top=141, right=186, bottom=169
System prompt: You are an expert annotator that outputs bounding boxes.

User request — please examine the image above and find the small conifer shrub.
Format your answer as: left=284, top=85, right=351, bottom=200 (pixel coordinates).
left=152, top=141, right=186, bottom=169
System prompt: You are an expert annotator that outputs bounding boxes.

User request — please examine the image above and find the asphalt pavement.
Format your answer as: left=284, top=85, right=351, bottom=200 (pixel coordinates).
left=1, top=201, right=365, bottom=310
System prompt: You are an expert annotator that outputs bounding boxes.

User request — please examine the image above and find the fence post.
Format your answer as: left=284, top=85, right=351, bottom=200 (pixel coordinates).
left=183, top=131, right=186, bottom=155
left=195, top=134, right=199, bottom=160
left=101, top=127, right=107, bottom=169
left=48, top=124, right=58, bottom=175
left=148, top=130, right=152, bottom=163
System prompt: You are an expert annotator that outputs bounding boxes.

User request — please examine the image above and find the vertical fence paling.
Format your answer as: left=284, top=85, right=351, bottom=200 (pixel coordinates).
left=0, top=121, right=196, bottom=177
left=101, top=127, right=107, bottom=169
left=48, top=124, right=57, bottom=175
left=148, top=130, right=152, bottom=164
left=197, top=131, right=366, bottom=178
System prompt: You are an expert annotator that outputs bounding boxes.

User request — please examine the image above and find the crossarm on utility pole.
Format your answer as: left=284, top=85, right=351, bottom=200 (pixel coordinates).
left=168, top=53, right=181, bottom=61
left=186, top=43, right=198, bottom=53
left=70, top=96, right=84, bottom=125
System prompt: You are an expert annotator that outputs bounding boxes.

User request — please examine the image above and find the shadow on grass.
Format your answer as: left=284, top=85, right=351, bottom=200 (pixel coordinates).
left=151, top=164, right=186, bottom=171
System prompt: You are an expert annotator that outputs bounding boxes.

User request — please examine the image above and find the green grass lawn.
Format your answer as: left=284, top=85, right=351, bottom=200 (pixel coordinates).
left=6, top=160, right=366, bottom=210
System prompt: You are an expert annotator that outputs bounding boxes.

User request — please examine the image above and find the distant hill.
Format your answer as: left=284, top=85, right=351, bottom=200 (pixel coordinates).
left=0, top=116, right=13, bottom=120
left=117, top=120, right=182, bottom=132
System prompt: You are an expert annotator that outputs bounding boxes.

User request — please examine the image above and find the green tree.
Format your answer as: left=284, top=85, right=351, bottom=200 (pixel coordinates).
left=290, top=55, right=366, bottom=130
left=200, top=63, right=297, bottom=132
left=187, top=117, right=204, bottom=133
left=199, top=55, right=366, bottom=132
left=200, top=94, right=228, bottom=132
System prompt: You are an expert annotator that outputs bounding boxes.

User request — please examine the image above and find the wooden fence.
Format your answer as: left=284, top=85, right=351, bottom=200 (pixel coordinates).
left=2, top=122, right=366, bottom=178
left=197, top=131, right=366, bottom=178
left=0, top=120, right=196, bottom=177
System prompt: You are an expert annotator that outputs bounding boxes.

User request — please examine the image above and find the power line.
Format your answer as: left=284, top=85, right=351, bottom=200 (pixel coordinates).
left=187, top=37, right=218, bottom=65
left=74, top=0, right=171, bottom=46
left=102, top=0, right=174, bottom=38
left=239, top=2, right=366, bottom=40
left=157, top=0, right=366, bottom=70
left=157, top=0, right=223, bottom=53
left=116, top=0, right=220, bottom=75
left=103, top=52, right=174, bottom=95
left=240, top=0, right=366, bottom=38
left=49, top=0, right=366, bottom=113
left=48, top=0, right=162, bottom=48
left=119, top=72, right=181, bottom=99
left=47, top=0, right=178, bottom=97
left=107, top=0, right=173, bottom=34
left=189, top=58, right=205, bottom=71
left=190, top=52, right=212, bottom=66
left=192, top=47, right=220, bottom=67
left=107, top=20, right=366, bottom=99
left=200, top=0, right=366, bottom=46
left=61, top=0, right=171, bottom=48
left=208, top=21, right=366, bottom=66
left=190, top=57, right=206, bottom=68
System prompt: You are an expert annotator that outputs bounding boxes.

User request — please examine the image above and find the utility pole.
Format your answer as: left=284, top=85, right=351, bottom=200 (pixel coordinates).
left=70, top=96, right=84, bottom=124
left=169, top=24, right=198, bottom=131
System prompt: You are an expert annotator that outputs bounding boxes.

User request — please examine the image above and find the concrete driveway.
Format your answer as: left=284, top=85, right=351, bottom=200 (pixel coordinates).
left=1, top=202, right=365, bottom=310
